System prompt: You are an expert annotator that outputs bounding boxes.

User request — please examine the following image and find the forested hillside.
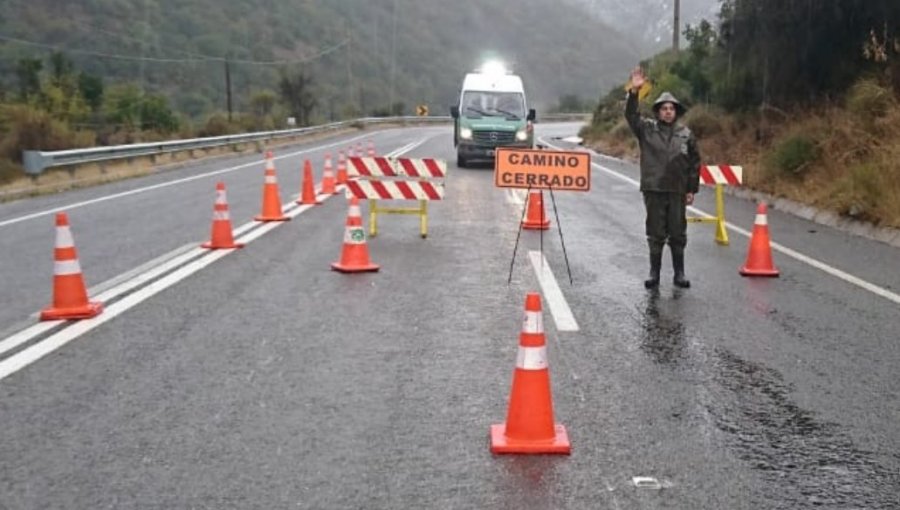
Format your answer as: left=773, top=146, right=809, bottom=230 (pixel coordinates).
left=585, top=0, right=900, bottom=228
left=0, top=0, right=636, bottom=119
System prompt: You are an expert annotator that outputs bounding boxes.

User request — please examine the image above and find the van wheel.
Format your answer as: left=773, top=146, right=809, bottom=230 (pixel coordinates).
left=457, top=152, right=467, bottom=168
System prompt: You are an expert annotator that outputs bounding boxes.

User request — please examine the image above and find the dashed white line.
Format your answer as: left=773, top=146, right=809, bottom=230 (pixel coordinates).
left=0, top=139, right=429, bottom=381
left=528, top=251, right=579, bottom=332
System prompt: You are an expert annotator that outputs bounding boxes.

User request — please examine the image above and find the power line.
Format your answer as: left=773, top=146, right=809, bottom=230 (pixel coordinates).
left=0, top=33, right=349, bottom=66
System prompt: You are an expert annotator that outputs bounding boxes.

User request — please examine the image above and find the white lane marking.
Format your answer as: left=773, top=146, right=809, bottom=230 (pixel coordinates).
left=505, top=188, right=525, bottom=205
left=528, top=251, right=579, bottom=332
left=540, top=139, right=900, bottom=307
left=0, top=139, right=426, bottom=379
left=0, top=247, right=233, bottom=380
left=0, top=132, right=377, bottom=229
left=0, top=322, right=59, bottom=357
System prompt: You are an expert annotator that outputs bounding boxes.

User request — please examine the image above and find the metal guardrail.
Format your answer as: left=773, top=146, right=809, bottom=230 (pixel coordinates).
left=21, top=113, right=591, bottom=176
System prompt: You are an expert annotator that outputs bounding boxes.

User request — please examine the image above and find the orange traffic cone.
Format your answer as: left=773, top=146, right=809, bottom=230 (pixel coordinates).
left=322, top=153, right=337, bottom=195
left=202, top=182, right=244, bottom=249
left=331, top=196, right=379, bottom=273
left=491, top=292, right=570, bottom=454
left=522, top=190, right=550, bottom=230
left=255, top=151, right=290, bottom=222
left=40, top=213, right=103, bottom=321
left=297, top=160, right=321, bottom=205
left=740, top=203, right=779, bottom=277
left=337, top=150, right=348, bottom=185
left=367, top=140, right=376, bottom=157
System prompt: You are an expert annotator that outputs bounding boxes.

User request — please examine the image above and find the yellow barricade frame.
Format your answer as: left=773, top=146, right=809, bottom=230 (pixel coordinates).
left=369, top=197, right=429, bottom=239
left=687, top=183, right=730, bottom=245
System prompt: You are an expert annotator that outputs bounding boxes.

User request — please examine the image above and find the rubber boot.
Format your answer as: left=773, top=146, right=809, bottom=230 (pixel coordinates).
left=672, top=246, right=691, bottom=288
left=644, top=247, right=662, bottom=289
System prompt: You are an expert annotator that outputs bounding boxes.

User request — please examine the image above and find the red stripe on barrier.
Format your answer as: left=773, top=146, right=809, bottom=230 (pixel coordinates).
left=398, top=158, right=421, bottom=177
left=421, top=182, right=441, bottom=200
left=423, top=159, right=445, bottom=177
left=699, top=165, right=714, bottom=185
left=720, top=164, right=741, bottom=186
left=376, top=157, right=396, bottom=177
left=370, top=180, right=393, bottom=199
left=394, top=181, right=418, bottom=200
left=345, top=180, right=367, bottom=199
left=349, top=157, right=371, bottom=177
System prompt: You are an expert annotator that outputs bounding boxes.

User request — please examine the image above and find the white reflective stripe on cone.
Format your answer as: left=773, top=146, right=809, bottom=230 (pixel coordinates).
left=755, top=214, right=768, bottom=226
left=522, top=310, right=543, bottom=334
left=213, top=211, right=230, bottom=221
left=54, top=259, right=82, bottom=276
left=265, top=175, right=277, bottom=184
left=55, top=226, right=75, bottom=249
left=343, top=226, right=366, bottom=244
left=215, top=191, right=227, bottom=204
left=516, top=346, right=548, bottom=370
left=348, top=205, right=361, bottom=218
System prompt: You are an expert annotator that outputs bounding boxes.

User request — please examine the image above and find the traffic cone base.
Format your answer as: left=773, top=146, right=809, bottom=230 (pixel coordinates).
left=740, top=266, right=779, bottom=277
left=255, top=213, right=291, bottom=222
left=40, top=301, right=103, bottom=321
left=490, top=423, right=570, bottom=454
left=331, top=261, right=380, bottom=273
left=201, top=240, right=244, bottom=249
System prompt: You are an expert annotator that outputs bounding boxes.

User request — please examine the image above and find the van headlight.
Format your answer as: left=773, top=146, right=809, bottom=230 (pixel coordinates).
left=515, top=129, right=528, bottom=141
left=460, top=128, right=473, bottom=140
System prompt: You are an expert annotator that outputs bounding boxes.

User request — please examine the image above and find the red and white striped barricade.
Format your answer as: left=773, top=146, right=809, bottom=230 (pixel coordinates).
left=345, top=156, right=448, bottom=238
left=687, top=165, right=742, bottom=245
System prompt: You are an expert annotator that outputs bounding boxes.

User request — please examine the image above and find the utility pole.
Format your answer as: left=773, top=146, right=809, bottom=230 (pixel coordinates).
left=673, top=0, right=681, bottom=53
left=225, top=58, right=233, bottom=122
left=389, top=0, right=398, bottom=115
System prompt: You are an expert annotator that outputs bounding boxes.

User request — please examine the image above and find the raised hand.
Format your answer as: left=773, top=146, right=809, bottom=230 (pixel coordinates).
left=630, top=67, right=646, bottom=92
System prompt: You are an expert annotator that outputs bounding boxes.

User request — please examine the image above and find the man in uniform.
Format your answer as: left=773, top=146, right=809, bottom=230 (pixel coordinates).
left=625, top=67, right=701, bottom=289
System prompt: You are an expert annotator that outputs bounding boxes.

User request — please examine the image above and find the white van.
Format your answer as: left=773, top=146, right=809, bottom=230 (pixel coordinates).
left=450, top=66, right=535, bottom=167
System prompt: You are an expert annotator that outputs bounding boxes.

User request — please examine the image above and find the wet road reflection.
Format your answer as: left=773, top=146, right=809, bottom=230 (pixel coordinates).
left=638, top=291, right=687, bottom=366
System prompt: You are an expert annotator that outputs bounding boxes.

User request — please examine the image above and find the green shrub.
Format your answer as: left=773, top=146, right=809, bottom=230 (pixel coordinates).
left=835, top=163, right=884, bottom=220
left=0, top=104, right=95, bottom=162
left=767, top=135, right=820, bottom=178
left=0, top=158, right=24, bottom=185
left=846, top=79, right=894, bottom=119
left=684, top=105, right=723, bottom=138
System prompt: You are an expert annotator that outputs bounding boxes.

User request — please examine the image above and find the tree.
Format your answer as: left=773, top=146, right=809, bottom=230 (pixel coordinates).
left=16, top=58, right=43, bottom=101
left=250, top=90, right=277, bottom=117
left=278, top=70, right=317, bottom=126
left=78, top=73, right=104, bottom=112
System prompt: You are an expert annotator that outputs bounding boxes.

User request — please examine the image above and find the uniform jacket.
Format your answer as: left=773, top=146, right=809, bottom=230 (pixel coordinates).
left=625, top=91, right=700, bottom=194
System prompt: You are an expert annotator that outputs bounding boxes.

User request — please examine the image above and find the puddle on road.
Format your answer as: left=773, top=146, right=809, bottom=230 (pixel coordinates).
left=630, top=293, right=900, bottom=508
left=703, top=348, right=900, bottom=508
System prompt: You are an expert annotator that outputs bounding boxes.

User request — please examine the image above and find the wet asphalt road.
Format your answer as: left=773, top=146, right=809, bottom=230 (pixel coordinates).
left=0, top=123, right=899, bottom=509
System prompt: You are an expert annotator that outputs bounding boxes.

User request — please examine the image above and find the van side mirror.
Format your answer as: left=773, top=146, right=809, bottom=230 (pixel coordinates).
left=527, top=109, right=536, bottom=122
left=450, top=105, right=460, bottom=119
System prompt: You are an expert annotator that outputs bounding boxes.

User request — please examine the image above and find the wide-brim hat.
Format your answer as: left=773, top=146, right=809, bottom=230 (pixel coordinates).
left=652, top=92, right=686, bottom=116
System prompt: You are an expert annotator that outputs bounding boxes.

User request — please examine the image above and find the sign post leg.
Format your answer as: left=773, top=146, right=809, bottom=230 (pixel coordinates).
left=714, top=184, right=729, bottom=245
left=419, top=200, right=428, bottom=239
left=370, top=198, right=379, bottom=237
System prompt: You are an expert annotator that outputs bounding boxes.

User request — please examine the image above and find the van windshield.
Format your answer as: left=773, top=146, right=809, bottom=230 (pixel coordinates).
left=461, top=91, right=525, bottom=119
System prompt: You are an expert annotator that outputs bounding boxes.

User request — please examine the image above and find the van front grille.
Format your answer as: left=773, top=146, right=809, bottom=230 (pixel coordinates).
left=473, top=130, right=515, bottom=146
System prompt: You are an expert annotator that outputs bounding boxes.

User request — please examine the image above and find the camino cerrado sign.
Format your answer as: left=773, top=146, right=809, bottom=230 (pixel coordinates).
left=494, top=148, right=591, bottom=191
